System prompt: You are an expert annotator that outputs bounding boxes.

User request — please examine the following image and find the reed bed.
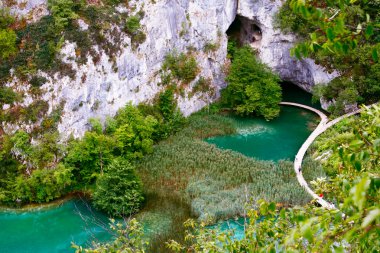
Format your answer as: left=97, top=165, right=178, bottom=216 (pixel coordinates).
left=137, top=113, right=312, bottom=223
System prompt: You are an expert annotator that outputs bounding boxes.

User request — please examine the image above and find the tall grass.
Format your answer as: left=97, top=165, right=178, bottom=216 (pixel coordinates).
left=137, top=113, right=312, bottom=224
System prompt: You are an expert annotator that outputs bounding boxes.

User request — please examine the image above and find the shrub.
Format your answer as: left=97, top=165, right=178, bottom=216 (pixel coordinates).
left=125, top=15, right=141, bottom=35
left=48, top=0, right=79, bottom=31
left=162, top=52, right=198, bottom=84
left=13, top=164, right=73, bottom=203
left=0, top=28, right=17, bottom=60
left=30, top=76, right=48, bottom=87
left=0, top=86, right=18, bottom=105
left=92, top=158, right=144, bottom=217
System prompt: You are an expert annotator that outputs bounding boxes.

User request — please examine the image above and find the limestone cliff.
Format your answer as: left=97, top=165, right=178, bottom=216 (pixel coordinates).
left=3, top=0, right=336, bottom=138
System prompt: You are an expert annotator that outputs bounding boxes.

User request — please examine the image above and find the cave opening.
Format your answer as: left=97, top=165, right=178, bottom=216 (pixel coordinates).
left=226, top=15, right=262, bottom=48
left=281, top=82, right=323, bottom=110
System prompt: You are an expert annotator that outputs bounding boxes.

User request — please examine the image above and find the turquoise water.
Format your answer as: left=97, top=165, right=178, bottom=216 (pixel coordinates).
left=207, top=83, right=320, bottom=236
left=206, top=106, right=318, bottom=161
left=208, top=218, right=247, bottom=240
left=0, top=200, right=112, bottom=253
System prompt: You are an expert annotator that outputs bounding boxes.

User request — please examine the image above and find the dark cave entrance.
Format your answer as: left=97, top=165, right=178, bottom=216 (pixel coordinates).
left=281, top=82, right=323, bottom=110
left=226, top=15, right=262, bottom=47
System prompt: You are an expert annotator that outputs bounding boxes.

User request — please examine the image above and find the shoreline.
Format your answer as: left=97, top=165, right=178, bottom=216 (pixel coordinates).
left=0, top=192, right=91, bottom=213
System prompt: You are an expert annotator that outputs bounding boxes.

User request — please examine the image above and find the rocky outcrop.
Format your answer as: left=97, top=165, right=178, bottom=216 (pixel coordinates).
left=5, top=0, right=237, bottom=137
left=236, top=0, right=338, bottom=92
left=3, top=0, right=337, bottom=138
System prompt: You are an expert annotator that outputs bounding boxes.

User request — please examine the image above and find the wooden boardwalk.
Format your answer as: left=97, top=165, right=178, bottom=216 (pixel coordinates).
left=279, top=102, right=366, bottom=209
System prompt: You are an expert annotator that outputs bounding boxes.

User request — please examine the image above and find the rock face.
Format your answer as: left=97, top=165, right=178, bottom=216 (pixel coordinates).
left=236, top=0, right=338, bottom=92
left=4, top=0, right=336, bottom=138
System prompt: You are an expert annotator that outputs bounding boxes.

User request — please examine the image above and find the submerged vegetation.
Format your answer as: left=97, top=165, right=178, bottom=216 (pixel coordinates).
left=138, top=111, right=314, bottom=223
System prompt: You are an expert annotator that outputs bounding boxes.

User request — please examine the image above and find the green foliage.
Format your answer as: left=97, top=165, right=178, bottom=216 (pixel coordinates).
left=222, top=46, right=282, bottom=120
left=114, top=103, right=157, bottom=159
left=125, top=15, right=141, bottom=35
left=277, top=0, right=380, bottom=113
left=313, top=78, right=360, bottom=115
left=72, top=219, right=148, bottom=253
left=13, top=164, right=73, bottom=203
left=0, top=28, right=17, bottom=60
left=226, top=39, right=237, bottom=59
left=190, top=76, right=212, bottom=97
left=92, top=159, right=144, bottom=217
left=48, top=0, right=79, bottom=31
left=138, top=89, right=185, bottom=140
left=0, top=86, right=18, bottom=105
left=312, top=105, right=380, bottom=177
left=274, top=0, right=310, bottom=36
left=162, top=52, right=199, bottom=84
left=0, top=9, right=15, bottom=29
left=124, top=15, right=146, bottom=46
left=29, top=76, right=48, bottom=88
left=286, top=0, right=379, bottom=59
left=65, top=129, right=115, bottom=184
left=0, top=10, right=17, bottom=61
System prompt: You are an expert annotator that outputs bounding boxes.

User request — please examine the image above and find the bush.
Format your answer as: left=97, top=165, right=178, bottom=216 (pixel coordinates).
left=162, top=52, right=199, bottom=84
left=125, top=15, right=141, bottom=35
left=92, top=158, right=144, bottom=217
left=30, top=76, right=48, bottom=87
left=0, top=28, right=17, bottom=60
left=13, top=164, right=73, bottom=203
left=48, top=0, right=79, bottom=31
left=0, top=86, right=18, bottom=105
left=222, top=46, right=282, bottom=120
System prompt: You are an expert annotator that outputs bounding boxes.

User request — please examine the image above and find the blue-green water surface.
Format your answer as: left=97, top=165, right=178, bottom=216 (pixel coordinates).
left=206, top=106, right=318, bottom=161
left=0, top=200, right=112, bottom=253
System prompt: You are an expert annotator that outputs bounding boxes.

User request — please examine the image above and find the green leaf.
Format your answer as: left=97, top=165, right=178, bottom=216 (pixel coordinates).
left=365, top=25, right=374, bottom=38
left=372, top=49, right=379, bottom=62
left=361, top=209, right=380, bottom=228
left=353, top=160, right=361, bottom=171
left=350, top=176, right=371, bottom=211
left=268, top=202, right=276, bottom=212
left=326, top=28, right=335, bottom=41
left=350, top=139, right=364, bottom=147
left=310, top=32, right=317, bottom=41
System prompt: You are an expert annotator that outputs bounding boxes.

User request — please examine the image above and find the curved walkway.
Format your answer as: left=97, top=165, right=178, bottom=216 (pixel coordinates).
left=279, top=102, right=366, bottom=209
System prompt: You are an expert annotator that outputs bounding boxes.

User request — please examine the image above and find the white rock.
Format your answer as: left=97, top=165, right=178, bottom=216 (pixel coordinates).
left=3, top=0, right=338, bottom=138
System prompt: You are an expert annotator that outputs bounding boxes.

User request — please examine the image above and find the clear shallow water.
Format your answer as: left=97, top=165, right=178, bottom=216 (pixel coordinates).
left=206, top=106, right=318, bottom=161
left=0, top=200, right=112, bottom=253
left=207, top=218, right=247, bottom=240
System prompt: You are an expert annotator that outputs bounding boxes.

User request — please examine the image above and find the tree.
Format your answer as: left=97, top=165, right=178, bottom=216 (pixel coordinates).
left=114, top=103, right=157, bottom=159
left=92, top=159, right=144, bottom=217
left=65, top=130, right=115, bottom=184
left=222, top=46, right=282, bottom=120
